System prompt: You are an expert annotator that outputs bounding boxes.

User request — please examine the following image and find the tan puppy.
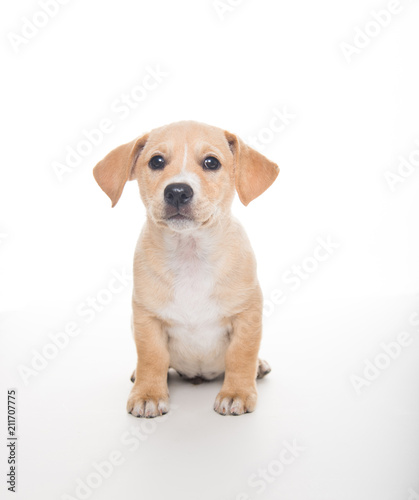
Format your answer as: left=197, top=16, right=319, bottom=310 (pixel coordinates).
left=93, top=121, right=279, bottom=417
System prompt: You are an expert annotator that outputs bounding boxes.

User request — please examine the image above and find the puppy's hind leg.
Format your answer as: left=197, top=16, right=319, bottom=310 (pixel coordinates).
left=257, top=359, right=271, bottom=379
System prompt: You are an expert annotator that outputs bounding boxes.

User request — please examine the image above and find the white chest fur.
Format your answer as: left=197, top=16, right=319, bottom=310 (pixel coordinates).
left=158, top=232, right=229, bottom=379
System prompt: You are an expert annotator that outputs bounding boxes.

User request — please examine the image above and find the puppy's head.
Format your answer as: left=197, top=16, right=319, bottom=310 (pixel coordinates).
left=93, top=121, right=279, bottom=232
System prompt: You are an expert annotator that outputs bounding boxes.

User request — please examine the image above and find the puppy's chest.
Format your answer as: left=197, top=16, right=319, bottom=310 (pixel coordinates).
left=159, top=243, right=222, bottom=330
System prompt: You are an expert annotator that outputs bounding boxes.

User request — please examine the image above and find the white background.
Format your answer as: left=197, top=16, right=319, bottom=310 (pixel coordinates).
left=1, top=0, right=419, bottom=499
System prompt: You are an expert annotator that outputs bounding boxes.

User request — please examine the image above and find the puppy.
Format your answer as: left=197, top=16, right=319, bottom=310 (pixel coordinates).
left=93, top=121, right=279, bottom=417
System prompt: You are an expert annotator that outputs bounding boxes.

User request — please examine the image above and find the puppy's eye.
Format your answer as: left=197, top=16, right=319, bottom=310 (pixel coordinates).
left=203, top=156, right=221, bottom=170
left=149, top=155, right=165, bottom=170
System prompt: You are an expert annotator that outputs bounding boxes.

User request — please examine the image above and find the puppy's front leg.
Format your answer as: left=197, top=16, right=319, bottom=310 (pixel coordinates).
left=127, top=308, right=170, bottom=418
left=214, top=302, right=262, bottom=416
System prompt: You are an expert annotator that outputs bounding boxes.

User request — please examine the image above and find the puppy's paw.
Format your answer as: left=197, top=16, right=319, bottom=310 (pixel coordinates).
left=257, top=359, right=271, bottom=379
left=213, top=387, right=257, bottom=416
left=127, top=387, right=169, bottom=418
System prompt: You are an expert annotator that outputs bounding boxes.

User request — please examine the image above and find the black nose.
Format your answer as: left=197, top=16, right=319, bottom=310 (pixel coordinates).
left=164, top=183, right=194, bottom=207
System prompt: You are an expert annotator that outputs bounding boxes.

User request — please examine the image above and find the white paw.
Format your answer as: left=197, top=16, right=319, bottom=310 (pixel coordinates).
left=127, top=388, right=169, bottom=418
left=257, top=359, right=271, bottom=379
left=213, top=389, right=257, bottom=416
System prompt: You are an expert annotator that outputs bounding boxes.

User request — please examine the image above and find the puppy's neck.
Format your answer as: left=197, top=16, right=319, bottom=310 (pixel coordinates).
left=146, top=215, right=232, bottom=258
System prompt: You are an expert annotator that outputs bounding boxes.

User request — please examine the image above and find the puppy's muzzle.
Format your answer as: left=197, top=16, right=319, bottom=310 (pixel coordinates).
left=164, top=183, right=194, bottom=208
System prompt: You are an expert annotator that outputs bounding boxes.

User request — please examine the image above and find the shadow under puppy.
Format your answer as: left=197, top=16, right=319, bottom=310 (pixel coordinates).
left=93, top=121, right=279, bottom=417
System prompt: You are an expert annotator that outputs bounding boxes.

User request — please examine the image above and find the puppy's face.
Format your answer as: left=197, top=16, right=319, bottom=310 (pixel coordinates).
left=135, top=122, right=235, bottom=231
left=93, top=120, right=279, bottom=232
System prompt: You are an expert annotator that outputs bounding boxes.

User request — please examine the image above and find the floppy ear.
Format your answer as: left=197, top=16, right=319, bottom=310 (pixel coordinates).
left=225, top=132, right=279, bottom=206
left=93, top=133, right=149, bottom=207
